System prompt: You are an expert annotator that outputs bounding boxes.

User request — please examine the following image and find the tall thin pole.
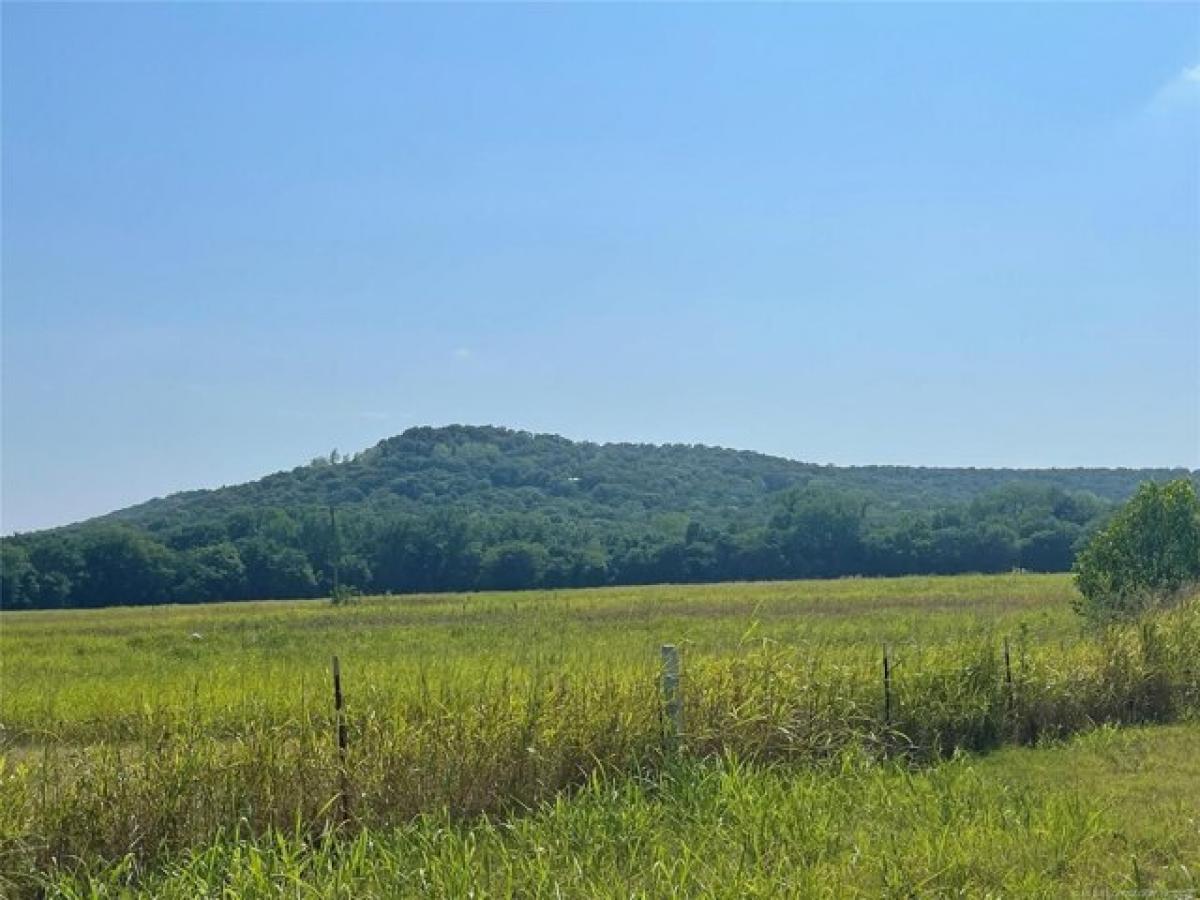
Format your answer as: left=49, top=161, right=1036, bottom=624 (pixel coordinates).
left=328, top=505, right=340, bottom=601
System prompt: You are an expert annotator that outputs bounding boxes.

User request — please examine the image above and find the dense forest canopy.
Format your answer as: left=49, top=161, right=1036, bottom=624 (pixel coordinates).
left=2, top=425, right=1196, bottom=609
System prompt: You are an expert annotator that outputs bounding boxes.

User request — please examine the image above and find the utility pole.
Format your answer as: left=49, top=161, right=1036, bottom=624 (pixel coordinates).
left=329, top=504, right=341, bottom=602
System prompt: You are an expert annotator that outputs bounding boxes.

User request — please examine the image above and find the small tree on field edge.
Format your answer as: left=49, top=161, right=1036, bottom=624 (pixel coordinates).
left=1072, top=478, right=1200, bottom=622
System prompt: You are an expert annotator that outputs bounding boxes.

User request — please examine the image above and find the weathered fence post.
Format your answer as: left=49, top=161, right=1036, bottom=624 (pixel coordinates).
left=332, top=655, right=350, bottom=824
left=882, top=645, right=892, bottom=726
left=661, top=644, right=683, bottom=751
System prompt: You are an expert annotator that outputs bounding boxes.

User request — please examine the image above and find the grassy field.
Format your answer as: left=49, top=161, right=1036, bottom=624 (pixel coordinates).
left=36, top=723, right=1200, bottom=898
left=2, top=573, right=1198, bottom=895
left=1, top=574, right=1080, bottom=742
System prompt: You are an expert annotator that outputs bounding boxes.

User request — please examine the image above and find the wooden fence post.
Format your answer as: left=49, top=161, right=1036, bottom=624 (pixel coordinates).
left=661, top=644, right=683, bottom=751
left=332, top=655, right=350, bottom=824
left=1002, top=637, right=1018, bottom=742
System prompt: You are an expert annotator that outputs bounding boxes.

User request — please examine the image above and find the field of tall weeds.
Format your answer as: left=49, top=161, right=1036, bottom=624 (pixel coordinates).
left=1, top=574, right=1197, bottom=894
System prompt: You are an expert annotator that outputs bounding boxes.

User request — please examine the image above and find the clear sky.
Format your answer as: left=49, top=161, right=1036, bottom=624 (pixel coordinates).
left=2, top=3, right=1198, bottom=534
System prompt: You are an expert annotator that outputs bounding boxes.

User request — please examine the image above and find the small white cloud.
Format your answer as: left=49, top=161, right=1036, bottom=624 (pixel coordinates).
left=1148, top=62, right=1200, bottom=114
left=453, top=347, right=473, bottom=360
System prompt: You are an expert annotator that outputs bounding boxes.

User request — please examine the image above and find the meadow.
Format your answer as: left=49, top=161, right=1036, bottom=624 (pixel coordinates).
left=2, top=573, right=1198, bottom=895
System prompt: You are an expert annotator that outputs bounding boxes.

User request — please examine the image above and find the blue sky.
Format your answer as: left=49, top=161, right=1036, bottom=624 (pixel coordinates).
left=3, top=3, right=1198, bottom=533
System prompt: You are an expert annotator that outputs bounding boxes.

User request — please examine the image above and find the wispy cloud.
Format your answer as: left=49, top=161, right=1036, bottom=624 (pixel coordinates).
left=453, top=347, right=473, bottom=361
left=1148, top=62, right=1200, bottom=114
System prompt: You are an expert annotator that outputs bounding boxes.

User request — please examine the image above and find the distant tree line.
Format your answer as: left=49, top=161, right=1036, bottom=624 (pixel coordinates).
left=2, top=481, right=1114, bottom=609
left=7, top=425, right=1194, bottom=610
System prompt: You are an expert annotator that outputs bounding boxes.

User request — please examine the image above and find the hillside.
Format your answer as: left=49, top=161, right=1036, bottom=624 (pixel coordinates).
left=2, top=424, right=1195, bottom=609
left=103, top=424, right=1187, bottom=528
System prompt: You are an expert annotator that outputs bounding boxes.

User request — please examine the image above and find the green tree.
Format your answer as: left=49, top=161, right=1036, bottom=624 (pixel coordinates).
left=239, top=538, right=320, bottom=598
left=479, top=541, right=548, bottom=591
left=1073, top=479, right=1200, bottom=621
left=0, top=544, right=38, bottom=608
left=76, top=528, right=175, bottom=607
left=28, top=538, right=85, bottom=607
left=371, top=512, right=478, bottom=593
left=176, top=543, right=247, bottom=602
left=1019, top=526, right=1079, bottom=573
left=767, top=487, right=867, bottom=578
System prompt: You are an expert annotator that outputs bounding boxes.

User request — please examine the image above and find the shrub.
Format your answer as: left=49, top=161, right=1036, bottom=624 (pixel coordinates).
left=1073, top=479, right=1200, bottom=622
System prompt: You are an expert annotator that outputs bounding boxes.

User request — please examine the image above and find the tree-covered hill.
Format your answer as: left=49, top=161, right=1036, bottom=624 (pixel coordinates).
left=2, top=425, right=1195, bottom=609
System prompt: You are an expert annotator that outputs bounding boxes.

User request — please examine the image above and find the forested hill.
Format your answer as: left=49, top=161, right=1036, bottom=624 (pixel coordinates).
left=2, top=425, right=1195, bottom=609
left=102, top=425, right=1185, bottom=528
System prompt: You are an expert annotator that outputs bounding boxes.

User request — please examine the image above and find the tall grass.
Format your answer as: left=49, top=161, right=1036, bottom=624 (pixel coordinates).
left=0, top=575, right=1197, bottom=894
left=0, top=574, right=1079, bottom=745
left=28, top=724, right=1200, bottom=898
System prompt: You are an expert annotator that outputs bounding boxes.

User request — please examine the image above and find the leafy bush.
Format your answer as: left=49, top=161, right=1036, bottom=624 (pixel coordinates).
left=1073, top=479, right=1200, bottom=621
